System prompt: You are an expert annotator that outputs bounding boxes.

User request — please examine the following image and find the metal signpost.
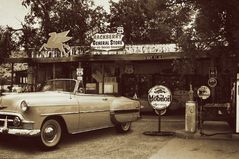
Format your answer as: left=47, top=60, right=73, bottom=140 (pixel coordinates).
left=143, top=85, right=175, bottom=136
left=197, top=85, right=211, bottom=135
left=236, top=74, right=239, bottom=133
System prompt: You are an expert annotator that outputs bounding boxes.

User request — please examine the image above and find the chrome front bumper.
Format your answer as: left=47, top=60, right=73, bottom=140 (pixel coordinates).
left=0, top=127, right=40, bottom=136
left=0, top=112, right=40, bottom=136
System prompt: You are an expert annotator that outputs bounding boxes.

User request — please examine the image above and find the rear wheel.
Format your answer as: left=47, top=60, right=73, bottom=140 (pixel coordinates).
left=115, top=122, right=131, bottom=133
left=40, top=119, right=62, bottom=149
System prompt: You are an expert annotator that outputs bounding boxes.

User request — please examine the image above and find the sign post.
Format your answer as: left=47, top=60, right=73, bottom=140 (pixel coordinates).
left=197, top=85, right=211, bottom=134
left=208, top=77, right=217, bottom=102
left=236, top=74, right=239, bottom=133
left=143, top=85, right=175, bottom=136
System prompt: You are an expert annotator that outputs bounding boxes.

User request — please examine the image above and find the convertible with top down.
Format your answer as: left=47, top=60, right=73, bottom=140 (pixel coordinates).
left=0, top=79, right=140, bottom=148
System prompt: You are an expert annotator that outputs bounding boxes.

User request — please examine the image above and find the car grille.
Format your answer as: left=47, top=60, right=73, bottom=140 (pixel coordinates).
left=0, top=114, right=18, bottom=128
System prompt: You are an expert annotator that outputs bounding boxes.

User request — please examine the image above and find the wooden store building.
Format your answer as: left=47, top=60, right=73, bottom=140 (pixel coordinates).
left=4, top=30, right=236, bottom=112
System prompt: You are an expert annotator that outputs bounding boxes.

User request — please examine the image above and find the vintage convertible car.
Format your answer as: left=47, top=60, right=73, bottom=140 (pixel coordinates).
left=0, top=79, right=140, bottom=148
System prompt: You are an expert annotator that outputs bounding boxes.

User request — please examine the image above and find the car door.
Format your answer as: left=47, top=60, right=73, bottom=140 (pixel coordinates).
left=76, top=93, right=113, bottom=132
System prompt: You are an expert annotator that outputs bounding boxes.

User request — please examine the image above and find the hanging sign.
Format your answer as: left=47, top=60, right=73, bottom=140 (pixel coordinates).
left=208, top=77, right=217, bottom=88
left=117, top=27, right=124, bottom=34
left=209, top=67, right=217, bottom=78
left=197, top=86, right=210, bottom=100
left=124, top=64, right=134, bottom=74
left=77, top=68, right=84, bottom=76
left=91, top=32, right=124, bottom=51
left=148, top=85, right=172, bottom=110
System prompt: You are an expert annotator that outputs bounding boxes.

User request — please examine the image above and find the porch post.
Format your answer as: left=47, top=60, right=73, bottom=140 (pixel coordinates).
left=11, top=62, right=14, bottom=88
left=102, top=63, right=105, bottom=94
left=53, top=63, right=56, bottom=79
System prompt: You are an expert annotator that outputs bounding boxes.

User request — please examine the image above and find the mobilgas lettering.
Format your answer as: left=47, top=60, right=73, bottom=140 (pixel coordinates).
left=149, top=95, right=171, bottom=102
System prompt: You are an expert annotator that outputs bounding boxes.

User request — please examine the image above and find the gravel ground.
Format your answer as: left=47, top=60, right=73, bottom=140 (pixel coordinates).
left=3, top=115, right=238, bottom=159
left=0, top=115, right=183, bottom=159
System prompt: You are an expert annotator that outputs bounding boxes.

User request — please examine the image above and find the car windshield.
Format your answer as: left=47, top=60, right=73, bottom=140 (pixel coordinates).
left=41, top=79, right=76, bottom=92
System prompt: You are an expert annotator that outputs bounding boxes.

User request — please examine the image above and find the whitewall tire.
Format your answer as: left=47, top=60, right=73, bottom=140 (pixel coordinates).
left=116, top=122, right=131, bottom=133
left=40, top=119, right=62, bottom=148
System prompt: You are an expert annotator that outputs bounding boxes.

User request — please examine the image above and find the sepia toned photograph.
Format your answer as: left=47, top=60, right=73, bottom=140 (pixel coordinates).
left=0, top=0, right=239, bottom=158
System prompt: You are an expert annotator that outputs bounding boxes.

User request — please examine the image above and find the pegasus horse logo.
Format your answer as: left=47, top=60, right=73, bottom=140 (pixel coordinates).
left=40, top=30, right=72, bottom=55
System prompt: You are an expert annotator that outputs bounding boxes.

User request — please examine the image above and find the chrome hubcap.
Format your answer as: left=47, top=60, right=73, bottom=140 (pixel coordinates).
left=122, top=122, right=130, bottom=130
left=43, top=125, right=57, bottom=142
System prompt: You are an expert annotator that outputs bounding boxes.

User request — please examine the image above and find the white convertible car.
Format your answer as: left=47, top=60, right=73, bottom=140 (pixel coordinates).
left=0, top=79, right=140, bottom=148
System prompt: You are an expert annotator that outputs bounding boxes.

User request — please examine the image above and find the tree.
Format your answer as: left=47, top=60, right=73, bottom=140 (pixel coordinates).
left=0, top=26, right=27, bottom=87
left=20, top=0, right=107, bottom=54
left=0, top=26, right=17, bottom=62
left=176, top=0, right=239, bottom=67
left=109, top=0, right=192, bottom=44
left=189, top=0, right=239, bottom=51
left=171, top=0, right=239, bottom=103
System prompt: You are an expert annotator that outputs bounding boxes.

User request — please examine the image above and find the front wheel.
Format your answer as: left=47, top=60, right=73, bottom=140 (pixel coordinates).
left=40, top=119, right=62, bottom=149
left=115, top=122, right=131, bottom=133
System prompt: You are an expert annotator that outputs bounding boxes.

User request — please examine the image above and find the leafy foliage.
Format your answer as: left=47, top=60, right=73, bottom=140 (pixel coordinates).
left=177, top=0, right=239, bottom=56
left=169, top=0, right=239, bottom=77
left=0, top=50, right=28, bottom=85
left=20, top=0, right=107, bottom=53
left=0, top=26, right=17, bottom=61
left=109, top=0, right=192, bottom=44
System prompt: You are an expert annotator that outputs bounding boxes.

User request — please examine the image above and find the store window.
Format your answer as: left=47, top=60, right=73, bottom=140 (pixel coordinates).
left=122, top=74, right=137, bottom=97
left=138, top=75, right=152, bottom=99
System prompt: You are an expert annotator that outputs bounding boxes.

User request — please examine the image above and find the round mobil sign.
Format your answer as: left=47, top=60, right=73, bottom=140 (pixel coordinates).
left=208, top=77, right=217, bottom=88
left=197, top=86, right=210, bottom=100
left=148, top=85, right=172, bottom=110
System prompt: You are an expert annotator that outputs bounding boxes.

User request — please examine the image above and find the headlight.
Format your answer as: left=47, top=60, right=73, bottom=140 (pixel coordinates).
left=13, top=117, right=21, bottom=127
left=20, top=100, right=29, bottom=112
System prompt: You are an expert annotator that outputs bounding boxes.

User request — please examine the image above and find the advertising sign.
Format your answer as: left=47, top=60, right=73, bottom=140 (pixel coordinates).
left=117, top=27, right=124, bottom=34
left=35, top=43, right=179, bottom=58
left=209, top=67, right=217, bottom=78
left=39, top=30, right=72, bottom=54
left=91, top=33, right=124, bottom=51
left=208, top=77, right=217, bottom=88
left=197, top=86, right=210, bottom=100
left=148, top=85, right=172, bottom=110
left=76, top=68, right=84, bottom=76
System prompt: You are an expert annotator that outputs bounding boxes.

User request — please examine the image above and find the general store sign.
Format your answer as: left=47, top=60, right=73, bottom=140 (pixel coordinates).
left=91, top=33, right=124, bottom=51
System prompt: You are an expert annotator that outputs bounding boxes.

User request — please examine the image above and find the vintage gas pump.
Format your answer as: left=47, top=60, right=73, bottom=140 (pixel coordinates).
left=185, top=84, right=197, bottom=133
left=236, top=74, right=239, bottom=133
